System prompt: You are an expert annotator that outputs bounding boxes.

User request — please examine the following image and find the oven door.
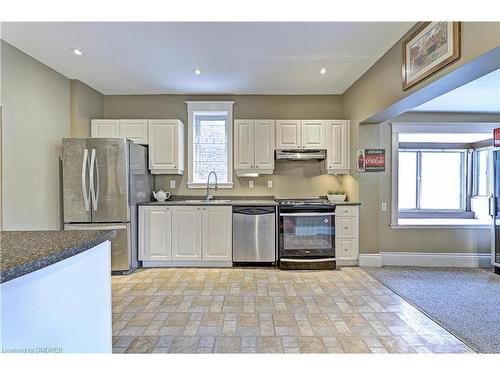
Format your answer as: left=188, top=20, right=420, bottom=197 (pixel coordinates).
left=279, top=211, right=335, bottom=258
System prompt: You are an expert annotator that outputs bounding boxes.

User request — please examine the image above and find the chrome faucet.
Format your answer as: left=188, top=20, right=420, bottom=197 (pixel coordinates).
left=206, top=171, right=218, bottom=201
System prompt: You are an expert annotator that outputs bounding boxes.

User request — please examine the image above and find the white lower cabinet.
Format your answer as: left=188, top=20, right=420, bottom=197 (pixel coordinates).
left=335, top=205, right=359, bottom=264
left=139, top=205, right=232, bottom=266
left=171, top=206, right=202, bottom=261
left=202, top=206, right=232, bottom=261
left=138, top=206, right=172, bottom=261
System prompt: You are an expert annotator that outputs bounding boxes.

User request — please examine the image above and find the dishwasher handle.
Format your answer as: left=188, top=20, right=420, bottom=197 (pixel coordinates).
left=233, top=206, right=276, bottom=215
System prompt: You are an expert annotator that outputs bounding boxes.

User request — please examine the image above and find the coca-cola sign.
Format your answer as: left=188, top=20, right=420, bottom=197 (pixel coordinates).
left=357, top=148, right=385, bottom=172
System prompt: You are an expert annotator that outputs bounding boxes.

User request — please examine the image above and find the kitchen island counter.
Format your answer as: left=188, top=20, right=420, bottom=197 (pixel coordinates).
left=0, top=230, right=115, bottom=283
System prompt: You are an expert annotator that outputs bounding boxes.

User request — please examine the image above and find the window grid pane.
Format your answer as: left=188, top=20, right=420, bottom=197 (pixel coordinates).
left=420, top=151, right=463, bottom=210
left=192, top=113, right=229, bottom=183
left=398, top=151, right=418, bottom=209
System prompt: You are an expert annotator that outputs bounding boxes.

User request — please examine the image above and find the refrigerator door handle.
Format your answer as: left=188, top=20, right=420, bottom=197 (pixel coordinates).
left=489, top=195, right=496, bottom=217
left=90, top=148, right=98, bottom=211
left=81, top=148, right=90, bottom=211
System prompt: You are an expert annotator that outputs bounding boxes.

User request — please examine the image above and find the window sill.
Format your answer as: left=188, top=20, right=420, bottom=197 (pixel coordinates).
left=187, top=182, right=234, bottom=189
left=391, top=218, right=491, bottom=229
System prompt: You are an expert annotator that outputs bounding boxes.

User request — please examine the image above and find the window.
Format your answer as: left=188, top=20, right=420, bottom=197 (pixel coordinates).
left=398, top=150, right=466, bottom=214
left=391, top=124, right=493, bottom=226
left=474, top=149, right=490, bottom=197
left=186, top=101, right=234, bottom=188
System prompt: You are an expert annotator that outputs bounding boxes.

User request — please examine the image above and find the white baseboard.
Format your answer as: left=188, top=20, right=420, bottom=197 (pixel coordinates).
left=359, top=254, right=383, bottom=267
left=380, top=252, right=491, bottom=267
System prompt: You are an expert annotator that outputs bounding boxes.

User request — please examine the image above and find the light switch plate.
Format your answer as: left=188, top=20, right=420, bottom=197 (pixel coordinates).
left=249, top=180, right=254, bottom=188
left=267, top=180, right=273, bottom=189
left=381, top=202, right=387, bottom=212
left=170, top=180, right=176, bottom=189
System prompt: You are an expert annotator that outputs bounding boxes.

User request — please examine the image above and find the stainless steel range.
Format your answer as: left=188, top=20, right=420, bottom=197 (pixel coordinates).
left=277, top=199, right=336, bottom=270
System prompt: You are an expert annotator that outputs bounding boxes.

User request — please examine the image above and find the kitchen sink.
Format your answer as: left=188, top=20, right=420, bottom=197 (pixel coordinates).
left=182, top=199, right=232, bottom=204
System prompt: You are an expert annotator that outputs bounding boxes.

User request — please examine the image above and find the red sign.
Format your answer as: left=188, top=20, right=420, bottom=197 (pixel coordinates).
left=357, top=149, right=385, bottom=172
left=494, top=128, right=500, bottom=147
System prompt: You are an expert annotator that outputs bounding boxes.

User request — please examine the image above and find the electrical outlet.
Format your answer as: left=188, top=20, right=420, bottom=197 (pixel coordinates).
left=381, top=202, right=387, bottom=212
left=267, top=180, right=273, bottom=189
left=169, top=180, right=176, bottom=189
left=249, top=180, right=254, bottom=188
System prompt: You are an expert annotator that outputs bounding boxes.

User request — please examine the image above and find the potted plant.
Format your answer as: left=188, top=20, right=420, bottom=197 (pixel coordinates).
left=327, top=189, right=347, bottom=202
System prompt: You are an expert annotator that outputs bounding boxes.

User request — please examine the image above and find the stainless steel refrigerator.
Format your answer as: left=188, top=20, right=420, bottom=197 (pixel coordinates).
left=62, top=138, right=152, bottom=273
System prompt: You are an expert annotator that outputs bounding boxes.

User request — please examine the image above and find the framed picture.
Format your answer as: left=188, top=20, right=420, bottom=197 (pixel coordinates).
left=402, top=21, right=461, bottom=90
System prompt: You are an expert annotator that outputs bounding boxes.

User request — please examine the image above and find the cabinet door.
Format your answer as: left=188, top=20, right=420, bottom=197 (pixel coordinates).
left=171, top=206, right=202, bottom=260
left=201, top=206, right=232, bottom=261
left=275, top=120, right=301, bottom=149
left=148, top=120, right=178, bottom=172
left=301, top=120, right=325, bottom=149
left=254, top=120, right=275, bottom=170
left=234, top=120, right=255, bottom=169
left=326, top=120, right=349, bottom=171
left=119, top=120, right=148, bottom=144
left=91, top=120, right=119, bottom=138
left=139, top=206, right=172, bottom=261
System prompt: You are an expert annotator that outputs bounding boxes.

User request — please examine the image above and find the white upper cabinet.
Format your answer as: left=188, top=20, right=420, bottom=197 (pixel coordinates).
left=301, top=120, right=326, bottom=149
left=276, top=120, right=326, bottom=149
left=234, top=120, right=255, bottom=170
left=118, top=120, right=148, bottom=144
left=201, top=206, right=232, bottom=261
left=324, top=120, right=350, bottom=174
left=138, top=206, right=172, bottom=261
left=234, top=119, right=275, bottom=175
left=148, top=120, right=184, bottom=175
left=275, top=120, right=301, bottom=149
left=91, top=119, right=147, bottom=144
left=91, top=120, right=120, bottom=138
left=254, top=120, right=275, bottom=170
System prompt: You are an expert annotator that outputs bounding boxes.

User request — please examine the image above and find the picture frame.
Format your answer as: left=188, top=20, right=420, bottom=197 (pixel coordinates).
left=402, top=21, right=461, bottom=90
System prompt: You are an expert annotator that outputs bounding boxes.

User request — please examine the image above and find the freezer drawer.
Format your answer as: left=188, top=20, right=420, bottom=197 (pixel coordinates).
left=64, top=223, right=133, bottom=272
left=233, top=207, right=276, bottom=263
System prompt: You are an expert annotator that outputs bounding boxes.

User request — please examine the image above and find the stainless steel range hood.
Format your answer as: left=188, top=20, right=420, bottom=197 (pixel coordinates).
left=275, top=149, right=326, bottom=161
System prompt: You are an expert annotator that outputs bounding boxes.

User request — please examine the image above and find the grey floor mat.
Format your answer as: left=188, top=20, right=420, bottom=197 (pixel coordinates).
left=363, top=266, right=500, bottom=353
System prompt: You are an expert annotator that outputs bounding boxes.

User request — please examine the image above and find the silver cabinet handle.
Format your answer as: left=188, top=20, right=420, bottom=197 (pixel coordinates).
left=489, top=196, right=495, bottom=217
left=81, top=149, right=90, bottom=211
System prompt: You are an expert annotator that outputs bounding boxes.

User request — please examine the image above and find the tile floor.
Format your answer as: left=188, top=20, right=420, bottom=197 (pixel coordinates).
left=111, top=267, right=473, bottom=353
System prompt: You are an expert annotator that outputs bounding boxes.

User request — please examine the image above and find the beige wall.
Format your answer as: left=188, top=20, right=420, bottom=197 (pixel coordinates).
left=1, top=41, right=70, bottom=230
left=70, top=80, right=104, bottom=137
left=342, top=22, right=500, bottom=255
left=104, top=94, right=348, bottom=198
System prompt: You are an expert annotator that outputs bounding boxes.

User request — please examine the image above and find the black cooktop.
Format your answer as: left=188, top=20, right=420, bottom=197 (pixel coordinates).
left=276, top=198, right=335, bottom=209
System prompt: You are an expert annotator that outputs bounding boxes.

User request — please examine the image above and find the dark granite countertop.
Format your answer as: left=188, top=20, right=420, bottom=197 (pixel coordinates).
left=140, top=195, right=278, bottom=207
left=0, top=230, right=115, bottom=284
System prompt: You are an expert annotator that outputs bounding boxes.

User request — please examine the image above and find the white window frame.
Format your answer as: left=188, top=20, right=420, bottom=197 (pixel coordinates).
left=186, top=101, right=235, bottom=189
left=391, top=122, right=496, bottom=227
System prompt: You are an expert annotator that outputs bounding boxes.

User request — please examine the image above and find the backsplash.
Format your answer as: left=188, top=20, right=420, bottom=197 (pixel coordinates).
left=154, top=160, right=348, bottom=199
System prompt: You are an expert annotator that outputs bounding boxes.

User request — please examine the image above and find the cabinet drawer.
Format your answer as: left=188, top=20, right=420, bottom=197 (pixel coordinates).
left=335, top=217, right=356, bottom=238
left=336, top=239, right=358, bottom=260
left=335, top=206, right=356, bottom=217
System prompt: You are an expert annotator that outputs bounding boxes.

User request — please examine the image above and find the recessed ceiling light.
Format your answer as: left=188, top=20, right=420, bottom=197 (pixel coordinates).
left=320, top=68, right=327, bottom=75
left=70, top=48, right=83, bottom=56
left=193, top=68, right=202, bottom=75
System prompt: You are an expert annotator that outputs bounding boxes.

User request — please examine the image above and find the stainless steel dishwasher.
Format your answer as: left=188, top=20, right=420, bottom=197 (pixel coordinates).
left=233, top=206, right=276, bottom=264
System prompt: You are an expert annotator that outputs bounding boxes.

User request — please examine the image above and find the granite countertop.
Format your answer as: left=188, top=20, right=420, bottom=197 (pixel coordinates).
left=140, top=195, right=278, bottom=207
left=140, top=195, right=359, bottom=207
left=0, top=230, right=115, bottom=284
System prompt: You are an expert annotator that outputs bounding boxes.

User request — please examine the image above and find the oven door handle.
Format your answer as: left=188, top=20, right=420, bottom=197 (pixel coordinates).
left=279, top=212, right=335, bottom=217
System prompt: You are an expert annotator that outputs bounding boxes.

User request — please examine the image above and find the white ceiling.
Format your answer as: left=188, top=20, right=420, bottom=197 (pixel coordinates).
left=1, top=22, right=414, bottom=95
left=413, top=69, right=500, bottom=113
